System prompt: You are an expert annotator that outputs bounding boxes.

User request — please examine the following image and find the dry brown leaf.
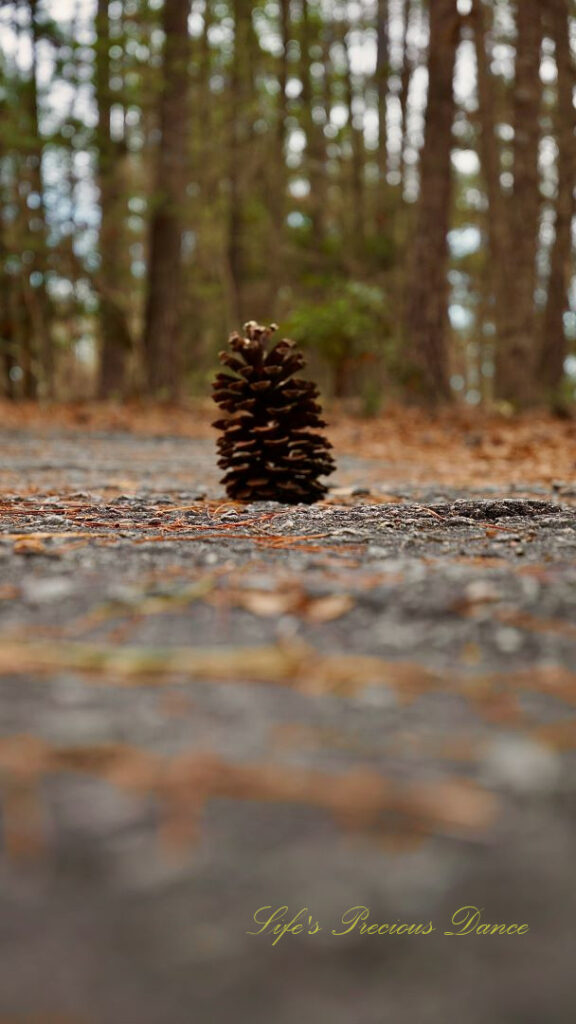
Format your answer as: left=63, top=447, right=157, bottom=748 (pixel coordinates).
left=530, top=721, right=576, bottom=751
left=305, top=593, right=355, bottom=622
left=13, top=537, right=51, bottom=556
left=402, top=778, right=497, bottom=833
left=235, top=589, right=302, bottom=617
left=497, top=609, right=576, bottom=641
left=472, top=691, right=523, bottom=725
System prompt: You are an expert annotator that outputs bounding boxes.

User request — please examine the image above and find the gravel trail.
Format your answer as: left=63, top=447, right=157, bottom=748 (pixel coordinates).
left=0, top=428, right=575, bottom=1023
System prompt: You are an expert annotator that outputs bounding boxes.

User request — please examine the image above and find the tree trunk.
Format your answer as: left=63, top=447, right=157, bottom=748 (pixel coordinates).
left=493, top=0, right=542, bottom=407
left=471, top=0, right=509, bottom=354
left=0, top=139, right=18, bottom=399
left=343, top=19, right=365, bottom=246
left=266, top=0, right=290, bottom=311
left=403, top=0, right=460, bottom=403
left=301, top=0, right=328, bottom=241
left=227, top=0, right=252, bottom=324
left=375, top=0, right=389, bottom=187
left=143, top=0, right=190, bottom=399
left=26, top=0, right=53, bottom=398
left=0, top=257, right=17, bottom=400
left=398, top=0, right=415, bottom=191
left=95, top=0, right=131, bottom=399
left=539, top=0, right=574, bottom=402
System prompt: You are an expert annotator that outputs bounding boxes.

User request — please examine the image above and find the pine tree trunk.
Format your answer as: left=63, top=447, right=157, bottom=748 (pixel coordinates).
left=375, top=0, right=389, bottom=188
left=343, top=20, right=365, bottom=246
left=19, top=284, right=38, bottom=399
left=403, top=0, right=460, bottom=403
left=539, top=0, right=574, bottom=403
left=266, top=0, right=290, bottom=311
left=143, top=0, right=190, bottom=399
left=301, top=0, right=328, bottom=241
left=95, top=0, right=131, bottom=399
left=398, top=0, right=415, bottom=192
left=227, top=0, right=252, bottom=324
left=26, top=0, right=53, bottom=398
left=494, top=0, right=542, bottom=407
left=471, top=0, right=509, bottom=359
left=0, top=129, right=33, bottom=399
left=0, top=258, right=17, bottom=399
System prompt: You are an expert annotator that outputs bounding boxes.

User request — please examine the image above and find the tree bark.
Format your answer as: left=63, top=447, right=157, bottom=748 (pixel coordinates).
left=267, top=0, right=290, bottom=311
left=25, top=0, right=53, bottom=397
left=0, top=246, right=17, bottom=400
left=343, top=19, right=365, bottom=245
left=227, top=0, right=252, bottom=324
left=143, top=0, right=190, bottom=398
left=539, top=0, right=575, bottom=401
left=471, top=0, right=508, bottom=332
left=493, top=0, right=542, bottom=407
left=398, top=0, right=415, bottom=191
left=403, top=0, right=460, bottom=403
left=375, top=0, right=389, bottom=187
left=95, top=0, right=132, bottom=399
left=301, top=0, right=328, bottom=241
left=0, top=133, right=19, bottom=399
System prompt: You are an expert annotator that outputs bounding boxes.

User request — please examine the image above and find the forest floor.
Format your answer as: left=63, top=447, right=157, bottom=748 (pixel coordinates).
left=0, top=402, right=575, bottom=1023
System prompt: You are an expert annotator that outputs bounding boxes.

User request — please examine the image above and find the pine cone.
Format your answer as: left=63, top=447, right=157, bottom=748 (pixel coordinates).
left=212, top=321, right=336, bottom=503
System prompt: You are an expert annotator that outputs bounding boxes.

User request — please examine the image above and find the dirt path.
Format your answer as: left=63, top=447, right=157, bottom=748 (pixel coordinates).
left=0, top=425, right=575, bottom=1023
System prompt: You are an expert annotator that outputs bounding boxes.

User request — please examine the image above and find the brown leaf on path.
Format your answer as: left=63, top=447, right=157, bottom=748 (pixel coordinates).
left=210, top=582, right=356, bottom=622
left=13, top=536, right=52, bottom=556
left=496, top=609, right=576, bottom=641
left=471, top=691, right=523, bottom=726
left=305, top=593, right=355, bottom=622
left=398, top=777, right=497, bottom=834
left=530, top=720, right=576, bottom=751
left=234, top=589, right=303, bottom=617
left=0, top=734, right=47, bottom=775
left=48, top=743, right=162, bottom=794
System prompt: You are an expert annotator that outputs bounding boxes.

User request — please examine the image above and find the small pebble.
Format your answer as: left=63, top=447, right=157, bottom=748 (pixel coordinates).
left=482, top=736, right=561, bottom=793
left=494, top=627, right=523, bottom=654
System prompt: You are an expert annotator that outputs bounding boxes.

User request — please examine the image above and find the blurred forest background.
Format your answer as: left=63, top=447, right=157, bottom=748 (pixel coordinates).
left=0, top=0, right=574, bottom=411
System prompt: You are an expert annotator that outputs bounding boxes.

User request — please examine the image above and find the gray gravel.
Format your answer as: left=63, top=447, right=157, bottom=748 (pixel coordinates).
left=0, top=429, right=575, bottom=1023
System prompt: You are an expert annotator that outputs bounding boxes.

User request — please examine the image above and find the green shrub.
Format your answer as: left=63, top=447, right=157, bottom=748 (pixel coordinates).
left=283, top=282, right=392, bottom=398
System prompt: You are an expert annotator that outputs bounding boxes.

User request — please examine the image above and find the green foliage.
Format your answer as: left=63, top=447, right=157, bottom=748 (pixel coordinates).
left=282, top=282, right=392, bottom=396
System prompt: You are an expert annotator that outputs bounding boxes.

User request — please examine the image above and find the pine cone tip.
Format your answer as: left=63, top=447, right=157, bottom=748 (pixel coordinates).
left=241, top=321, right=278, bottom=346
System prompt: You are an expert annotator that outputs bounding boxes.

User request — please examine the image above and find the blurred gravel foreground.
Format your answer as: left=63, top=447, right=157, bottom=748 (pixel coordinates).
left=0, top=426, right=575, bottom=1023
